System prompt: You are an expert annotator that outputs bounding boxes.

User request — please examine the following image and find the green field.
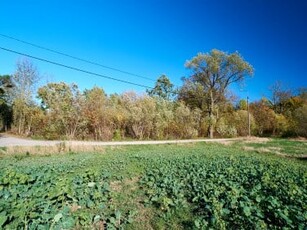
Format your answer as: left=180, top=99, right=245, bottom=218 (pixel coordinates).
left=0, top=140, right=306, bottom=229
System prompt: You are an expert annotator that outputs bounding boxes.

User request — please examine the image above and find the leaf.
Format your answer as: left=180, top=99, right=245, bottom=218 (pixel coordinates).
left=222, top=208, right=230, bottom=215
left=115, top=210, right=121, bottom=220
left=194, top=219, right=201, bottom=228
left=61, top=217, right=75, bottom=228
left=109, top=217, right=116, bottom=224
left=88, top=182, right=95, bottom=187
left=93, top=215, right=101, bottom=223
left=53, top=213, right=63, bottom=222
left=243, top=206, right=251, bottom=217
left=278, top=212, right=292, bottom=224
left=255, top=196, right=261, bottom=203
left=0, top=212, right=8, bottom=227
left=86, top=199, right=94, bottom=208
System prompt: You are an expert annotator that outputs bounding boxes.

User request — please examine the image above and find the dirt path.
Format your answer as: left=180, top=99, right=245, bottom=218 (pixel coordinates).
left=0, top=134, right=243, bottom=147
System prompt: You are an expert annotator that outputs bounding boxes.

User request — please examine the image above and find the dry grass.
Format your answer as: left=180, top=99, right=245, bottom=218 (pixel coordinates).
left=242, top=146, right=255, bottom=151
left=109, top=177, right=155, bottom=229
left=289, top=137, right=307, bottom=142
left=70, top=203, right=82, bottom=213
left=256, top=147, right=276, bottom=154
left=175, top=142, right=197, bottom=147
left=110, top=177, right=139, bottom=193
left=241, top=136, right=271, bottom=144
left=133, top=207, right=155, bottom=230
left=2, top=142, right=108, bottom=155
left=242, top=146, right=282, bottom=154
left=110, top=180, right=123, bottom=192
left=219, top=140, right=234, bottom=146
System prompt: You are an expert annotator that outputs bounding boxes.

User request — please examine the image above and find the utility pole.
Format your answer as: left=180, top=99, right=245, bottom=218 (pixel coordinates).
left=247, top=96, right=251, bottom=137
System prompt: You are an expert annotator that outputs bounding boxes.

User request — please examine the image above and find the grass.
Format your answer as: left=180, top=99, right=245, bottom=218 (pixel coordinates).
left=0, top=147, right=6, bottom=155
left=0, top=140, right=306, bottom=229
left=238, top=138, right=307, bottom=157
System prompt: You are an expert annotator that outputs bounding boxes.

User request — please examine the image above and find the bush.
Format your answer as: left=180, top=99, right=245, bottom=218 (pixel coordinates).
left=216, top=117, right=237, bottom=137
left=293, top=105, right=307, bottom=137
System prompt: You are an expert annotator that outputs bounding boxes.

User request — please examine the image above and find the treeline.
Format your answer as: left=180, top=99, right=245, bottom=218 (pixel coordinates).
left=1, top=50, right=306, bottom=140
left=249, top=87, right=307, bottom=137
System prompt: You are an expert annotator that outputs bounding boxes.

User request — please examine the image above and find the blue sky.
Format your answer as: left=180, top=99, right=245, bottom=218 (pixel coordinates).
left=0, top=0, right=306, bottom=101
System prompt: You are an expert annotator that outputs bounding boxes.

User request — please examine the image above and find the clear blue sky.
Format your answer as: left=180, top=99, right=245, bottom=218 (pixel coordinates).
left=1, top=0, right=306, bottom=101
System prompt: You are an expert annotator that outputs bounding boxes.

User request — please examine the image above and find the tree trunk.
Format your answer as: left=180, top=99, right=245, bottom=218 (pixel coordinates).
left=18, top=114, right=23, bottom=135
left=27, top=117, right=32, bottom=136
left=209, top=123, right=214, bottom=138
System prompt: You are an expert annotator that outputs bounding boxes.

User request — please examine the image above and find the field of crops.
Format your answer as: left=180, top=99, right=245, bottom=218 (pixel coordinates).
left=0, top=140, right=306, bottom=229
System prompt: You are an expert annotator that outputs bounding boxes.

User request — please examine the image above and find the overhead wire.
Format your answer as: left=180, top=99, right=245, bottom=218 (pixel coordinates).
left=0, top=46, right=153, bottom=89
left=0, top=33, right=155, bottom=82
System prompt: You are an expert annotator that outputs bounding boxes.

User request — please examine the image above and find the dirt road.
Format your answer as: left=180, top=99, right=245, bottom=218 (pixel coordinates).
left=0, top=134, right=242, bottom=147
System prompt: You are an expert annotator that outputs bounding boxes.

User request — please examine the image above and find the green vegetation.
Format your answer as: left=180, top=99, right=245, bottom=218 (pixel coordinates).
left=1, top=52, right=306, bottom=140
left=0, top=141, right=306, bottom=229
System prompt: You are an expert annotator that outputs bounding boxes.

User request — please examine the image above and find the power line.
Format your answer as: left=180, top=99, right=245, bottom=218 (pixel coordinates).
left=0, top=33, right=155, bottom=82
left=0, top=46, right=153, bottom=89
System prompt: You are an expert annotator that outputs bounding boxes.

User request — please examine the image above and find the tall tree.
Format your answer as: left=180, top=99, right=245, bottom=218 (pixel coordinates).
left=184, top=49, right=253, bottom=138
left=146, top=75, right=175, bottom=100
left=83, top=87, right=114, bottom=140
left=11, top=59, right=39, bottom=134
left=38, top=82, right=83, bottom=139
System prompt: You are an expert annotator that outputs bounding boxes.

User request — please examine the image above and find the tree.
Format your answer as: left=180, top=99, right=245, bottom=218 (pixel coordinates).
left=83, top=87, right=114, bottom=140
left=297, top=87, right=307, bottom=100
left=293, top=104, right=307, bottom=137
left=250, top=98, right=276, bottom=136
left=284, top=96, right=305, bottom=114
left=184, top=49, right=254, bottom=138
left=11, top=59, right=39, bottom=135
left=237, top=99, right=247, bottom=110
left=0, top=75, right=13, bottom=131
left=269, top=81, right=292, bottom=113
left=178, top=80, right=209, bottom=111
left=37, top=82, right=84, bottom=139
left=152, top=99, right=174, bottom=139
left=0, top=75, right=13, bottom=100
left=121, top=92, right=156, bottom=139
left=146, top=75, right=175, bottom=100
left=108, top=93, right=129, bottom=139
left=172, top=102, right=201, bottom=139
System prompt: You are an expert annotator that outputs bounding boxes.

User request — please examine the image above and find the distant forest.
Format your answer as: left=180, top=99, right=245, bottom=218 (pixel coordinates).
left=1, top=49, right=306, bottom=140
